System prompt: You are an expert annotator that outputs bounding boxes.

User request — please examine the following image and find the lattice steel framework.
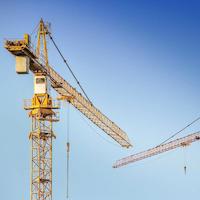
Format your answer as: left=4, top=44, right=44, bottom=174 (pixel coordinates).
left=25, top=94, right=60, bottom=200
left=113, top=131, right=200, bottom=168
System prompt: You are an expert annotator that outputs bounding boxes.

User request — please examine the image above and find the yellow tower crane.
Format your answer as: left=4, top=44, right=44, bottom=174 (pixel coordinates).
left=4, top=19, right=132, bottom=200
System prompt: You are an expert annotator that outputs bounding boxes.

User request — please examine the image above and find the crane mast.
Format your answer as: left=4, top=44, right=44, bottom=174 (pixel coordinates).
left=113, top=131, right=200, bottom=168
left=26, top=20, right=59, bottom=200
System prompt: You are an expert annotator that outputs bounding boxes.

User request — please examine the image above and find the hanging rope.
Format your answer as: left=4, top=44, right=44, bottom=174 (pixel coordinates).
left=66, top=102, right=70, bottom=200
left=183, top=146, right=188, bottom=175
left=30, top=21, right=40, bottom=36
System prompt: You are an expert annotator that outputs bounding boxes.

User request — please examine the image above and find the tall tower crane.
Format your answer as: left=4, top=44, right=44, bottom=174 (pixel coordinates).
left=4, top=19, right=132, bottom=200
left=113, top=131, right=200, bottom=168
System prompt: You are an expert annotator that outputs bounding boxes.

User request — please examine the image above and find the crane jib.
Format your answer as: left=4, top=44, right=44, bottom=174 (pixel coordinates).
left=113, top=131, right=200, bottom=168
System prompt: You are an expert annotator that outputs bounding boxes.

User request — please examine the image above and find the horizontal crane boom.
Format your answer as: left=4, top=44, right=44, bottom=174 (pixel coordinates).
left=113, top=131, right=200, bottom=168
left=4, top=36, right=132, bottom=148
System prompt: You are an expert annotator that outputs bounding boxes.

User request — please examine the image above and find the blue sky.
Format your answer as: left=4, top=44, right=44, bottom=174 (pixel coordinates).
left=1, top=0, right=200, bottom=199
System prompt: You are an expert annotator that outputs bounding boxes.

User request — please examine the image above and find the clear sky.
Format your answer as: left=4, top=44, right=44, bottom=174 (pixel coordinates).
left=1, top=0, right=200, bottom=199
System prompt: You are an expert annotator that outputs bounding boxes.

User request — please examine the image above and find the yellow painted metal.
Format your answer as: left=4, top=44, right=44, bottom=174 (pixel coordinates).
left=36, top=19, right=49, bottom=66
left=24, top=34, right=30, bottom=45
left=25, top=93, right=60, bottom=200
left=4, top=34, right=36, bottom=60
left=4, top=34, right=30, bottom=50
left=57, top=95, right=74, bottom=102
left=25, top=21, right=58, bottom=200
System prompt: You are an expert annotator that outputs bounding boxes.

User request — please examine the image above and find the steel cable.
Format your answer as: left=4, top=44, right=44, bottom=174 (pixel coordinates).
left=48, top=33, right=93, bottom=105
left=157, top=116, right=200, bottom=147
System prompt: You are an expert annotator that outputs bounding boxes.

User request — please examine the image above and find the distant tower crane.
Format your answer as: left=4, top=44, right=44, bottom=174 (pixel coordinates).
left=113, top=131, right=200, bottom=168
left=4, top=19, right=132, bottom=200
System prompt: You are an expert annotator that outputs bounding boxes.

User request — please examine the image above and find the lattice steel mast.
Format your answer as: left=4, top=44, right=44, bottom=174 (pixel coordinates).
left=23, top=20, right=60, bottom=200
left=25, top=93, right=59, bottom=200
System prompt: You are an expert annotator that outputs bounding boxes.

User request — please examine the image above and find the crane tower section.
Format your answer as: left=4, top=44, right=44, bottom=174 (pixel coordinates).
left=22, top=20, right=59, bottom=200
left=24, top=91, right=60, bottom=200
left=26, top=20, right=59, bottom=200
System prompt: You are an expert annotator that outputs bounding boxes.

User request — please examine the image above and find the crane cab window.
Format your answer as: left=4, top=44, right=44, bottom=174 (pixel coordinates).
left=36, top=77, right=46, bottom=84
left=34, top=76, right=48, bottom=94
